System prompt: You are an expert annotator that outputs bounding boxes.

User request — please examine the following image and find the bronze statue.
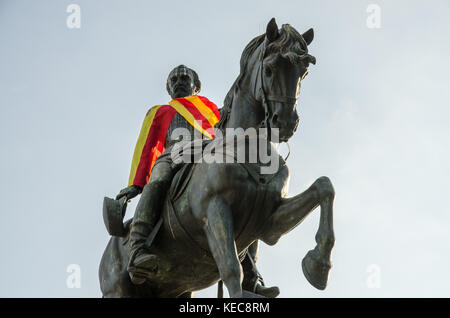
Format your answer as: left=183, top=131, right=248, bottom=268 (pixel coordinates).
left=100, top=18, right=335, bottom=298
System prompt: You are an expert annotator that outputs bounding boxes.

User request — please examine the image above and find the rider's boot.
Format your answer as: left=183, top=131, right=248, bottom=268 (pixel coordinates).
left=127, top=180, right=168, bottom=285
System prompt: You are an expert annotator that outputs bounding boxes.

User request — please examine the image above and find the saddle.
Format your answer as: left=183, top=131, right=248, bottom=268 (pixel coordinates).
left=117, top=162, right=197, bottom=246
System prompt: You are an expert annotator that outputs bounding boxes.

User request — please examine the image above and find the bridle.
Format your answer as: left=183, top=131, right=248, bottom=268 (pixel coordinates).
left=253, top=40, right=299, bottom=151
left=254, top=41, right=297, bottom=134
left=253, top=38, right=314, bottom=161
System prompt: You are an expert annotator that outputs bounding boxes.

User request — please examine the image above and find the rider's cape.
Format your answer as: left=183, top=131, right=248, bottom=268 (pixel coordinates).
left=128, top=95, right=220, bottom=188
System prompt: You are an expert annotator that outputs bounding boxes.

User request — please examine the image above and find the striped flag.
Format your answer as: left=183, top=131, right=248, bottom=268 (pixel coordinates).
left=128, top=95, right=220, bottom=188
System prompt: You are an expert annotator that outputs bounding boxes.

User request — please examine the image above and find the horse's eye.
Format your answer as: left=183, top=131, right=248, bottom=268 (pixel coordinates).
left=265, top=67, right=272, bottom=77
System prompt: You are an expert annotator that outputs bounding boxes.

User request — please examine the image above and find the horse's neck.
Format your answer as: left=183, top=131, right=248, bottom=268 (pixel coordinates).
left=221, top=81, right=283, bottom=175
left=226, top=85, right=264, bottom=131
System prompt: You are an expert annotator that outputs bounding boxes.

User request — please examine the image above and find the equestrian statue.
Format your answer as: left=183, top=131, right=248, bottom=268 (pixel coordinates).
left=100, top=18, right=335, bottom=298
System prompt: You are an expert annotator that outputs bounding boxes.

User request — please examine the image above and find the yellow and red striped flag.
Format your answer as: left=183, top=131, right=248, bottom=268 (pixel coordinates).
left=128, top=95, right=220, bottom=188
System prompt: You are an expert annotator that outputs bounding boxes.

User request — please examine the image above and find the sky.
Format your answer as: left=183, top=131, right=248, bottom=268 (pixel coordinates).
left=0, top=0, right=449, bottom=297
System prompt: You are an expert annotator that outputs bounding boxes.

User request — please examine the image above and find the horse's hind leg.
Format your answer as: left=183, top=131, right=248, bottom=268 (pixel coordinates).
left=260, top=176, right=335, bottom=290
left=202, top=195, right=243, bottom=298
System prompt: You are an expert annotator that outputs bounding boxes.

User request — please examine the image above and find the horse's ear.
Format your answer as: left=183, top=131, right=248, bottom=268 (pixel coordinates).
left=302, top=28, right=314, bottom=46
left=266, top=18, right=279, bottom=43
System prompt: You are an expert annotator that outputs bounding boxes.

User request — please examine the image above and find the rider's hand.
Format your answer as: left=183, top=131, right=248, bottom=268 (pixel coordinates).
left=116, top=185, right=142, bottom=201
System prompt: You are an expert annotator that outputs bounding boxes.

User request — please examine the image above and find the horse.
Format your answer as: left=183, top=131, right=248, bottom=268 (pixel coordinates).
left=99, top=18, right=335, bottom=298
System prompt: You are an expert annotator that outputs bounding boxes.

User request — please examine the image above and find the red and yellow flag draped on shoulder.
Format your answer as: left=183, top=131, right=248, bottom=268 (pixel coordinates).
left=128, top=95, right=220, bottom=188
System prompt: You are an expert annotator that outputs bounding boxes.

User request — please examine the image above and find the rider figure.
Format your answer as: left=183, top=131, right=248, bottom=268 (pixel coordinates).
left=116, top=65, right=279, bottom=297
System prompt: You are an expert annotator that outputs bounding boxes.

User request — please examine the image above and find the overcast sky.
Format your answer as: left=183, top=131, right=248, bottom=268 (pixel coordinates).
left=1, top=0, right=449, bottom=297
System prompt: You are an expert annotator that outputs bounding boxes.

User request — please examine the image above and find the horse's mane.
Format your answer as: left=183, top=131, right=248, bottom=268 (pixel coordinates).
left=215, top=24, right=309, bottom=131
left=215, top=34, right=265, bottom=130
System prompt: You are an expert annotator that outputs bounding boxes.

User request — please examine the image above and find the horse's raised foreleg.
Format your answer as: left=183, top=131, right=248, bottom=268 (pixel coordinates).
left=260, top=176, right=335, bottom=290
left=203, top=195, right=243, bottom=298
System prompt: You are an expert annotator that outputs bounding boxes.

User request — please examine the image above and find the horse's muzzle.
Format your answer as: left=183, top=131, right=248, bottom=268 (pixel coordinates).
left=270, top=112, right=299, bottom=142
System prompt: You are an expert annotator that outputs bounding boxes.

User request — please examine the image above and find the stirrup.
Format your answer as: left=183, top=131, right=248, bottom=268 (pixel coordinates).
left=133, top=253, right=159, bottom=271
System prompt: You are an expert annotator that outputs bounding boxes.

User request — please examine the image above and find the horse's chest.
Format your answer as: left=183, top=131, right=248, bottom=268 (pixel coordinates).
left=231, top=163, right=288, bottom=247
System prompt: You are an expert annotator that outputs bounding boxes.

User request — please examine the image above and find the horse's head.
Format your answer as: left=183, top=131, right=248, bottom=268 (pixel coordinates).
left=253, top=18, right=316, bottom=142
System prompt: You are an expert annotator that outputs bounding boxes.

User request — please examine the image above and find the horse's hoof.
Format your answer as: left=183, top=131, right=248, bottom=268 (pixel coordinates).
left=255, top=284, right=280, bottom=298
left=301, top=248, right=331, bottom=290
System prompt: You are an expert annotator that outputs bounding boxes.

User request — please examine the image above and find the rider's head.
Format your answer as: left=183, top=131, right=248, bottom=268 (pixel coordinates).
left=166, top=65, right=201, bottom=99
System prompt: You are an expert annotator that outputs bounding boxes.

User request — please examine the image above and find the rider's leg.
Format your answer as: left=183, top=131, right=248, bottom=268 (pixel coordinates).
left=242, top=241, right=260, bottom=292
left=128, top=161, right=173, bottom=284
